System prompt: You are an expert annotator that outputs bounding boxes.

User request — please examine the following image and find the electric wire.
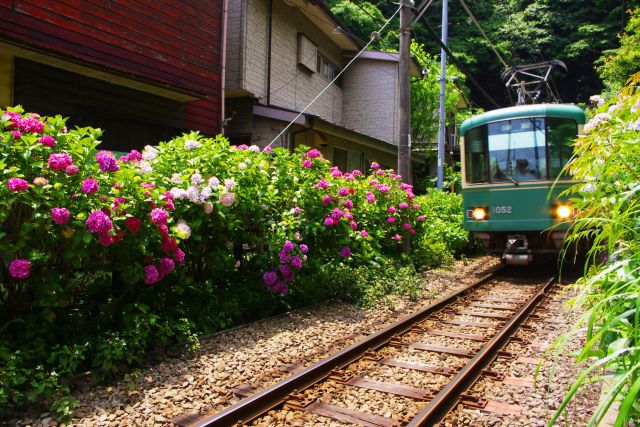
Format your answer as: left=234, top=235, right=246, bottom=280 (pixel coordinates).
left=266, top=4, right=402, bottom=148
left=457, top=0, right=509, bottom=69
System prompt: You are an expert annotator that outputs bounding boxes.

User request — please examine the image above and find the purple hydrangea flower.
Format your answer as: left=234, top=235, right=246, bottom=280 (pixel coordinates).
left=316, top=179, right=329, bottom=189
left=263, top=270, right=278, bottom=285
left=339, top=246, right=352, bottom=258
left=299, top=244, right=308, bottom=254
left=279, top=264, right=294, bottom=281
left=144, top=265, right=160, bottom=285
left=282, top=240, right=295, bottom=253
left=291, top=256, right=303, bottom=270
left=338, top=187, right=349, bottom=196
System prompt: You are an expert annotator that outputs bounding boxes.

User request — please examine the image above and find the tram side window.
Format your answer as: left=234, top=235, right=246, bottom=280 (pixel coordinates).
left=547, top=118, right=577, bottom=179
left=464, top=126, right=488, bottom=183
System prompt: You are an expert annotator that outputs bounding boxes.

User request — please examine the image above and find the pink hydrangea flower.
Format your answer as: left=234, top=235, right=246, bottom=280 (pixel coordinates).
left=51, top=207, right=70, bottom=225
left=173, top=247, right=185, bottom=263
left=316, top=179, right=329, bottom=189
left=403, top=223, right=412, bottom=230
left=344, top=199, right=354, bottom=209
left=322, top=195, right=332, bottom=205
left=360, top=230, right=369, bottom=238
left=366, top=192, right=375, bottom=203
left=98, top=233, right=114, bottom=247
left=399, top=202, right=409, bottom=209
left=96, top=151, right=119, bottom=172
left=65, top=165, right=79, bottom=175
left=331, top=169, right=342, bottom=178
left=370, top=162, right=380, bottom=169
left=9, top=259, right=30, bottom=279
left=352, top=169, right=362, bottom=176
left=324, top=216, right=334, bottom=226
left=417, top=215, right=426, bottom=221
left=387, top=217, right=396, bottom=223
left=81, top=179, right=99, bottom=194
left=338, top=187, right=349, bottom=196
left=302, top=159, right=313, bottom=168
left=413, top=204, right=420, bottom=210
left=11, top=130, right=22, bottom=139
left=368, top=179, right=378, bottom=186
left=48, top=153, right=73, bottom=171
left=387, top=206, right=396, bottom=213
left=85, top=210, right=113, bottom=234
left=220, top=192, right=235, bottom=207
left=375, top=169, right=385, bottom=175
left=392, top=234, right=402, bottom=241
left=38, top=135, right=56, bottom=148
left=151, top=208, right=169, bottom=225
left=144, top=265, right=160, bottom=285
left=7, top=178, right=29, bottom=192
left=158, top=257, right=175, bottom=278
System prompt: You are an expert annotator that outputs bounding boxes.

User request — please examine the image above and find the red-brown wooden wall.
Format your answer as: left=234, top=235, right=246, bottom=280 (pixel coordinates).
left=0, top=0, right=223, bottom=134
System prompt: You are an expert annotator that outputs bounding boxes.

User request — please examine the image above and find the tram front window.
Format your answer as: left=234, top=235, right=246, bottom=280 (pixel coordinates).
left=487, top=118, right=547, bottom=182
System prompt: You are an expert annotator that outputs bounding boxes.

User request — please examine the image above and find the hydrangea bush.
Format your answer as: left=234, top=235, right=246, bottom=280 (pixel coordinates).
left=0, top=107, right=467, bottom=420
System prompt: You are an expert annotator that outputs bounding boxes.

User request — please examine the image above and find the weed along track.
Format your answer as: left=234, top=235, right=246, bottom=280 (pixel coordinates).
left=169, top=266, right=564, bottom=427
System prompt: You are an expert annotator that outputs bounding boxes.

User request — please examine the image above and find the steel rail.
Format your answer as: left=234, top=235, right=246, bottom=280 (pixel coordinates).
left=407, top=275, right=556, bottom=426
left=185, top=267, right=503, bottom=427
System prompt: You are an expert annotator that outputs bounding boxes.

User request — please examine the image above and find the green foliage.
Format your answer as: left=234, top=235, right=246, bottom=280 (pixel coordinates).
left=411, top=191, right=469, bottom=270
left=598, top=8, right=640, bottom=92
left=552, top=72, right=640, bottom=426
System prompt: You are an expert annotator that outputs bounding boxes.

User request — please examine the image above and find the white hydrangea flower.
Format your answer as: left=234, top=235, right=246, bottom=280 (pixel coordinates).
left=249, top=145, right=260, bottom=153
left=191, top=173, right=203, bottom=185
left=186, top=186, right=200, bottom=203
left=184, top=139, right=201, bottom=149
left=238, top=162, right=247, bottom=170
left=589, top=95, right=605, bottom=106
left=142, top=145, right=158, bottom=161
left=176, top=219, right=191, bottom=239
left=170, top=187, right=187, bottom=200
left=138, top=161, right=153, bottom=175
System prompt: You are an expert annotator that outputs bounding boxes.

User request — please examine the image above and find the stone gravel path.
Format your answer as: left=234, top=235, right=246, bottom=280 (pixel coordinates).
left=14, top=256, right=500, bottom=427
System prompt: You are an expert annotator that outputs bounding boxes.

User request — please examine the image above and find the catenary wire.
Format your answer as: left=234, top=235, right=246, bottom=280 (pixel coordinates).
left=266, top=4, right=403, bottom=148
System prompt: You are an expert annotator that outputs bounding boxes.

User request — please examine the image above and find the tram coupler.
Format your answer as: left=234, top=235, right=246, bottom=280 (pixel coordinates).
left=502, top=234, right=533, bottom=265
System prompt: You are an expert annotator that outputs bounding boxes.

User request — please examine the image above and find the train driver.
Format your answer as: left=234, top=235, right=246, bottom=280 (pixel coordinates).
left=515, top=159, right=536, bottom=181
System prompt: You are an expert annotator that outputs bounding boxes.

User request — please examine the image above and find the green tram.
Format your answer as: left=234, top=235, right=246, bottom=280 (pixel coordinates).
left=460, top=104, right=586, bottom=264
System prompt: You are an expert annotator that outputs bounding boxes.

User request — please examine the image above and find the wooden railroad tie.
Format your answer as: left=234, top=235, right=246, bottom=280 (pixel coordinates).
left=285, top=396, right=399, bottom=427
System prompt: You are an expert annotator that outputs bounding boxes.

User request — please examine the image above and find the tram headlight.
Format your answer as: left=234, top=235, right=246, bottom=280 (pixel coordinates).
left=472, top=207, right=488, bottom=221
left=553, top=203, right=573, bottom=220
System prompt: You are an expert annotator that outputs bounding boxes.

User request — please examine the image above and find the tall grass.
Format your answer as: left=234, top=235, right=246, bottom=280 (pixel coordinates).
left=551, top=72, right=640, bottom=425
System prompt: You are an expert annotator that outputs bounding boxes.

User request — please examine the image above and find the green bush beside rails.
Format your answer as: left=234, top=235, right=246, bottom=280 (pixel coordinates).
left=0, top=107, right=469, bottom=420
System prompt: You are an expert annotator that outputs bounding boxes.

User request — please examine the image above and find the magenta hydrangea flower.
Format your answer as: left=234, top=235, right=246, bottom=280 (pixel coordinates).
left=19, top=117, right=44, bottom=133
left=378, top=185, right=390, bottom=193
left=375, top=169, right=385, bottom=175
left=9, top=259, right=30, bottom=279
left=316, top=179, right=329, bottom=189
left=173, top=247, right=185, bottom=263
left=96, top=151, right=120, bottom=172
left=399, top=202, right=409, bottom=209
left=48, top=153, right=73, bottom=171
left=65, top=165, right=79, bottom=175
left=370, top=162, right=380, bottom=169
left=279, top=264, right=295, bottom=281
left=339, top=246, right=352, bottom=258
left=51, top=207, right=70, bottom=225
left=338, top=187, right=349, bottom=196
left=125, top=217, right=142, bottom=233
left=407, top=192, right=416, bottom=199
left=150, top=208, right=169, bottom=225
left=352, top=169, right=362, bottom=176
left=263, top=270, right=278, bottom=285
left=324, top=216, right=334, bottom=226
left=158, top=257, right=175, bottom=278
left=11, top=130, right=22, bottom=139
left=413, top=204, right=420, bottom=210
left=361, top=230, right=369, bottom=238
left=302, top=159, right=313, bottom=168
left=393, top=234, right=402, bottom=241
left=403, top=223, right=412, bottom=230
left=299, top=244, right=309, bottom=254
left=279, top=250, right=290, bottom=264
left=344, top=199, right=354, bottom=209
left=387, top=217, right=396, bottom=224
left=98, top=233, right=114, bottom=247
left=369, top=179, right=378, bottom=186
left=331, top=169, right=342, bottom=178
left=38, top=135, right=56, bottom=148
left=349, top=221, right=358, bottom=231
left=291, top=256, right=303, bottom=270
left=306, top=149, right=321, bottom=158
left=7, top=178, right=29, bottom=192
left=144, top=265, right=160, bottom=285
left=81, top=179, right=99, bottom=194
left=387, top=206, right=396, bottom=213
left=417, top=215, right=426, bottom=221
left=366, top=192, right=375, bottom=203
left=85, top=210, right=113, bottom=234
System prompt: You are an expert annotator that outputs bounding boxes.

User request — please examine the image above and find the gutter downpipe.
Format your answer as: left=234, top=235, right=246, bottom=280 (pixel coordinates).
left=220, top=0, right=228, bottom=135
left=266, top=0, right=273, bottom=106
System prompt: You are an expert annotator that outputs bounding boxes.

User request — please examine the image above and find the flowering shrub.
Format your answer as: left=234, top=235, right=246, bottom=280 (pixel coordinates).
left=0, top=107, right=468, bottom=420
left=551, top=73, right=640, bottom=425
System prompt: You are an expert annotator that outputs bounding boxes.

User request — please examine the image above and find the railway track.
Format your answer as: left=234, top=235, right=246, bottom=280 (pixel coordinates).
left=171, top=266, right=562, bottom=426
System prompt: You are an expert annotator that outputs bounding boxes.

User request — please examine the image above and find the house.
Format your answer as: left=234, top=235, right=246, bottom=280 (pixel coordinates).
left=225, top=0, right=425, bottom=175
left=0, top=1, right=225, bottom=151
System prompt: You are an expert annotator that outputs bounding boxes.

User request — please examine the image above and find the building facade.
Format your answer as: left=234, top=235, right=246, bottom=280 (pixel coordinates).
left=0, top=0, right=225, bottom=151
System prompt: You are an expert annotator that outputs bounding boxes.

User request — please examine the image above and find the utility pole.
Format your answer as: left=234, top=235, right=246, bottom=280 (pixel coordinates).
left=436, top=0, right=448, bottom=189
left=398, top=0, right=411, bottom=184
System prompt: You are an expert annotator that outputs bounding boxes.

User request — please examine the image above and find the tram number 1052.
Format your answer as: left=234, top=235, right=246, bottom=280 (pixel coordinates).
left=493, top=205, right=512, bottom=214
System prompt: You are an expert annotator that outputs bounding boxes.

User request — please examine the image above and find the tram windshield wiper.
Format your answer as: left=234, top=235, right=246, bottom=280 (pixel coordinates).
left=504, top=175, right=519, bottom=186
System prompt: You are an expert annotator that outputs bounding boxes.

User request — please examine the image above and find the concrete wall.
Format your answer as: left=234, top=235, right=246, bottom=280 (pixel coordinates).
left=342, top=58, right=399, bottom=145
left=226, top=0, right=343, bottom=124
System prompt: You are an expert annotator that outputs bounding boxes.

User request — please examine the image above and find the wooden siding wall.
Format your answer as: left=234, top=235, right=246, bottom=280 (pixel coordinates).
left=0, top=0, right=223, bottom=134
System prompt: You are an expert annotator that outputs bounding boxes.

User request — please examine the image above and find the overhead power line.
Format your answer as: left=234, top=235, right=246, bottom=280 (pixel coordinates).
left=457, top=0, right=509, bottom=69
